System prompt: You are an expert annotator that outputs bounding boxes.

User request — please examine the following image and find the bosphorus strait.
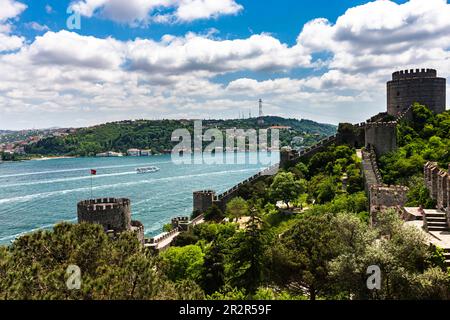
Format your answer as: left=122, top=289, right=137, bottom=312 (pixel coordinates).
left=0, top=153, right=273, bottom=244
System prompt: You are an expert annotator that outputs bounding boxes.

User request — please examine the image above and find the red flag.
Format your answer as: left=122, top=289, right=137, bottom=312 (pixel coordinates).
left=90, top=169, right=97, bottom=175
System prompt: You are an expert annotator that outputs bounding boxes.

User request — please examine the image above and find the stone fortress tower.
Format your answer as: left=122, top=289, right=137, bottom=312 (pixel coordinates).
left=77, top=198, right=144, bottom=243
left=193, top=190, right=216, bottom=214
left=387, top=68, right=446, bottom=116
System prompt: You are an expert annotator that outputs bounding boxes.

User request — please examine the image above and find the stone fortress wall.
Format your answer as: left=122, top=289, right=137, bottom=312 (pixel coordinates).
left=424, top=162, right=450, bottom=221
left=364, top=122, right=397, bottom=158
left=361, top=132, right=409, bottom=224
left=193, top=163, right=280, bottom=213
left=190, top=105, right=410, bottom=220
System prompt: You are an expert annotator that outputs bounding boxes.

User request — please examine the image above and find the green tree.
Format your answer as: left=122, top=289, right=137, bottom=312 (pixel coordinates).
left=270, top=212, right=337, bottom=300
left=160, top=245, right=205, bottom=283
left=225, top=197, right=249, bottom=222
left=327, top=213, right=377, bottom=299
left=0, top=223, right=204, bottom=300
left=204, top=204, right=225, bottom=222
left=201, top=240, right=226, bottom=294
left=405, top=175, right=436, bottom=208
left=314, top=177, right=337, bottom=204
left=270, top=172, right=306, bottom=209
left=227, top=209, right=269, bottom=293
left=330, top=210, right=449, bottom=300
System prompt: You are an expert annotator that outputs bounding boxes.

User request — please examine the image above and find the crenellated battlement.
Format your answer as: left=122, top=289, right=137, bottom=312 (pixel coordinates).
left=172, top=216, right=189, bottom=223
left=77, top=198, right=130, bottom=212
left=370, top=184, right=409, bottom=193
left=193, top=190, right=216, bottom=198
left=392, top=68, right=437, bottom=80
left=171, top=216, right=191, bottom=231
left=364, top=121, right=397, bottom=129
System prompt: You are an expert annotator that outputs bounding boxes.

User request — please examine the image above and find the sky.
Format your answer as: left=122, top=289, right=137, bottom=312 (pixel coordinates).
left=0, top=0, right=449, bottom=130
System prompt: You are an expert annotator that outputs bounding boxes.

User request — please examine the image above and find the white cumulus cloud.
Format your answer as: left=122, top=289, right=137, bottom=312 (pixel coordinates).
left=126, top=32, right=311, bottom=75
left=297, top=0, right=450, bottom=74
left=0, top=0, right=449, bottom=129
left=175, top=0, right=243, bottom=22
left=25, top=22, right=50, bottom=32
left=69, top=0, right=243, bottom=25
left=0, top=0, right=26, bottom=52
left=0, top=0, right=26, bottom=22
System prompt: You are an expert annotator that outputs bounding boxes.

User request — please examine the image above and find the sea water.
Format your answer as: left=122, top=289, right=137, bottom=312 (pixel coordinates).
left=0, top=152, right=277, bottom=244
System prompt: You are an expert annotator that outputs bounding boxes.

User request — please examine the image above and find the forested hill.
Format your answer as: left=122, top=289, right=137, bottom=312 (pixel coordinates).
left=25, top=116, right=337, bottom=156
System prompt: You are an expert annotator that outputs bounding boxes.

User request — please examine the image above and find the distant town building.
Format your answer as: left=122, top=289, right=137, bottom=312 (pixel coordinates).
left=127, top=148, right=152, bottom=156
left=140, top=149, right=152, bottom=156
left=127, top=148, right=141, bottom=156
left=292, top=136, right=304, bottom=145
left=96, top=151, right=123, bottom=157
left=13, top=147, right=25, bottom=155
left=269, top=126, right=292, bottom=130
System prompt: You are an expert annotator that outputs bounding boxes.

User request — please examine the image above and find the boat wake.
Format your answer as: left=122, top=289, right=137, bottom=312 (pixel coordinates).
left=0, top=168, right=259, bottom=205
left=0, top=161, right=172, bottom=179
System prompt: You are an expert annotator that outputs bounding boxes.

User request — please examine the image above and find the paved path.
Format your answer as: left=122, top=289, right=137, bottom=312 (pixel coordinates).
left=192, top=217, right=204, bottom=226
left=154, top=231, right=180, bottom=250
left=148, top=214, right=206, bottom=251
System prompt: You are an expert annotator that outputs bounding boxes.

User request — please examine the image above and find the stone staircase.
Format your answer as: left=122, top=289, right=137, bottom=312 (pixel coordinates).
left=424, top=210, right=449, bottom=232
left=443, top=248, right=450, bottom=267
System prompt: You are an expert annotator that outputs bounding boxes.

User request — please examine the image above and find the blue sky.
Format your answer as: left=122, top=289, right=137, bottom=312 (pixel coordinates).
left=0, top=0, right=448, bottom=129
left=17, top=0, right=407, bottom=44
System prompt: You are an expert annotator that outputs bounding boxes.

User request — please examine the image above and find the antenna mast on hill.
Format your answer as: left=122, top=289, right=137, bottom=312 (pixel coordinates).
left=257, top=99, right=264, bottom=126
left=259, top=99, right=263, bottom=117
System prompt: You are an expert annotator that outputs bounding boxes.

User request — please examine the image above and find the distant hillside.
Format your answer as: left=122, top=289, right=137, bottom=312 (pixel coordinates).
left=25, top=116, right=336, bottom=156
left=0, top=128, right=67, bottom=144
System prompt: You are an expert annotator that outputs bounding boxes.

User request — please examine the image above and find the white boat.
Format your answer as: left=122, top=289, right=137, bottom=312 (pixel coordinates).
left=136, top=166, right=160, bottom=174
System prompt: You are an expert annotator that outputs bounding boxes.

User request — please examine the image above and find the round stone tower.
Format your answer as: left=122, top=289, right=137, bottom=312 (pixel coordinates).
left=387, top=68, right=446, bottom=116
left=77, top=198, right=131, bottom=232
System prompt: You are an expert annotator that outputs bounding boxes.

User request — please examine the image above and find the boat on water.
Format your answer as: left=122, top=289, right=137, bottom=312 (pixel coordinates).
left=136, top=166, right=160, bottom=174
